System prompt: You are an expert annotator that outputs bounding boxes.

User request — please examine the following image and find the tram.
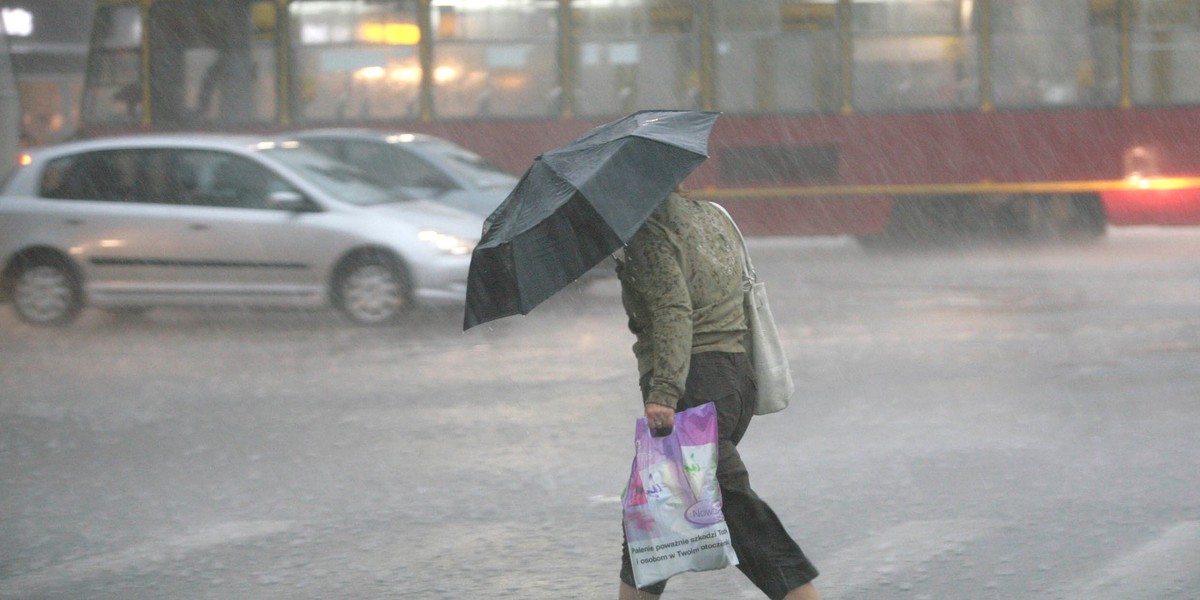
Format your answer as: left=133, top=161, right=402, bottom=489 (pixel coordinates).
left=78, top=0, right=1200, bottom=241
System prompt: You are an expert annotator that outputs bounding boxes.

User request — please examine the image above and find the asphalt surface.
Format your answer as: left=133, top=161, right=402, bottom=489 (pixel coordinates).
left=2, top=228, right=1199, bottom=599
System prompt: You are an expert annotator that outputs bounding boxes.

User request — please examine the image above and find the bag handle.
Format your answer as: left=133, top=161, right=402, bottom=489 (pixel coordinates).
left=709, top=202, right=757, bottom=286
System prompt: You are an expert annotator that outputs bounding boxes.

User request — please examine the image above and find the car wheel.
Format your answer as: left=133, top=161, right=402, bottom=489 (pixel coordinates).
left=12, top=260, right=83, bottom=326
left=334, top=254, right=410, bottom=325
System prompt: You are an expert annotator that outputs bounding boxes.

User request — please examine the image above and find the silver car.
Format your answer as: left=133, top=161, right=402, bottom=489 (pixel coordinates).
left=290, top=129, right=619, bottom=285
left=286, top=129, right=517, bottom=218
left=0, top=134, right=483, bottom=326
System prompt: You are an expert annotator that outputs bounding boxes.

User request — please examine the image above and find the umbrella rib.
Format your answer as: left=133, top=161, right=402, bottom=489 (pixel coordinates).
left=627, top=132, right=708, bottom=156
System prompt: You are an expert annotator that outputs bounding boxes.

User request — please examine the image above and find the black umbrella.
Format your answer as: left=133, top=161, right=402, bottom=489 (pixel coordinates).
left=463, top=110, right=720, bottom=330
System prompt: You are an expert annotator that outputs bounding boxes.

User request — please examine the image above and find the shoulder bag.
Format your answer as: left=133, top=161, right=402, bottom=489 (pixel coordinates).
left=711, top=203, right=795, bottom=415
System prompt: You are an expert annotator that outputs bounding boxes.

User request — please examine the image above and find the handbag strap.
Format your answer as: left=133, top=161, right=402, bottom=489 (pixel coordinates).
left=709, top=202, right=757, bottom=285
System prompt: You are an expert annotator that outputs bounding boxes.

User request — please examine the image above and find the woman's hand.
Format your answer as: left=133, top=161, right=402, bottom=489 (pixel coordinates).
left=645, top=403, right=676, bottom=435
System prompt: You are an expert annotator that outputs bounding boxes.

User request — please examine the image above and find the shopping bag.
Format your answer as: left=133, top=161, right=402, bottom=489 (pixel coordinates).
left=622, top=402, right=739, bottom=588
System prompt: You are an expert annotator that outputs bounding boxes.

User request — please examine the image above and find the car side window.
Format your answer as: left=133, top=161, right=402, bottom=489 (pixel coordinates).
left=189, top=152, right=294, bottom=210
left=137, top=149, right=201, bottom=205
left=41, top=150, right=140, bottom=202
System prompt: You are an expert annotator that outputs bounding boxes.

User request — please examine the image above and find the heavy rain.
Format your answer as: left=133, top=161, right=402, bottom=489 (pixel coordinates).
left=3, top=1, right=1200, bottom=599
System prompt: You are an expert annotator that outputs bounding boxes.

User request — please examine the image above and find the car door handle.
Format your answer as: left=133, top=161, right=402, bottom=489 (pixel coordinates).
left=63, top=218, right=84, bottom=226
left=189, top=223, right=210, bottom=231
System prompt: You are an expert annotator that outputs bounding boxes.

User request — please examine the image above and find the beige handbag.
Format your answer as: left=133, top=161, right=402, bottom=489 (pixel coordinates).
left=712, top=203, right=795, bottom=415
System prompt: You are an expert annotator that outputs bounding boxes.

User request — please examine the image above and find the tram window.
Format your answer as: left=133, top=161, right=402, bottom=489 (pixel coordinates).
left=991, top=0, right=1121, bottom=109
left=574, top=1, right=699, bottom=117
left=148, top=0, right=278, bottom=128
left=289, top=0, right=422, bottom=124
left=714, top=0, right=840, bottom=115
left=81, top=5, right=143, bottom=127
left=431, top=1, right=558, bottom=119
left=851, top=0, right=980, bottom=113
left=1132, top=0, right=1200, bottom=106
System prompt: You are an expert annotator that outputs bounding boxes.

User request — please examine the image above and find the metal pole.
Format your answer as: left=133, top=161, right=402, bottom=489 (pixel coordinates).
left=276, top=0, right=290, bottom=126
left=698, top=0, right=715, bottom=112
left=979, top=0, right=992, bottom=112
left=415, top=0, right=434, bottom=121
left=839, top=0, right=852, bottom=114
left=557, top=0, right=574, bottom=119
left=1119, top=0, right=1132, bottom=108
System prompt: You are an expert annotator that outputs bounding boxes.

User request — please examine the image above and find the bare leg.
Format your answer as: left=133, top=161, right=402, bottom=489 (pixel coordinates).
left=783, top=582, right=822, bottom=600
left=618, top=582, right=661, bottom=600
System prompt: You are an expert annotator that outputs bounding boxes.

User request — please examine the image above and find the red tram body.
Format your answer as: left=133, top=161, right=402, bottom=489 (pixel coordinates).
left=79, top=0, right=1200, bottom=241
left=400, top=107, right=1200, bottom=236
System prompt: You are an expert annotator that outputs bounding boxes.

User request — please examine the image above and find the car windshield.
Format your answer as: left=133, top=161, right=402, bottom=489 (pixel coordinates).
left=258, top=144, right=405, bottom=207
left=420, top=141, right=517, bottom=190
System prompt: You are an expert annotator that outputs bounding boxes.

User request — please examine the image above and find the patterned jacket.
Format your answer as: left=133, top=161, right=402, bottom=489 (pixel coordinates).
left=617, top=193, right=747, bottom=409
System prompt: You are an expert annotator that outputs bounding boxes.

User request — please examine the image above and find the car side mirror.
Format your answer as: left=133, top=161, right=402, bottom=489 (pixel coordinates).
left=268, top=190, right=308, bottom=211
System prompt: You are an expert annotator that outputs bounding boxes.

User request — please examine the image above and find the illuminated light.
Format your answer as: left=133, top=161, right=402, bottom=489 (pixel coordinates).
left=386, top=134, right=417, bottom=144
left=384, top=23, right=420, bottom=45
left=99, top=239, right=126, bottom=248
left=389, top=66, right=422, bottom=83
left=18, top=153, right=32, bottom=166
left=300, top=23, right=329, bottom=44
left=253, top=140, right=300, bottom=150
left=418, top=230, right=474, bottom=255
left=1135, top=176, right=1152, bottom=190
left=2, top=7, right=33, bottom=37
left=359, top=22, right=420, bottom=45
left=355, top=66, right=386, bottom=80
left=359, top=23, right=384, bottom=42
left=433, top=65, right=459, bottom=83
left=1117, top=175, right=1200, bottom=191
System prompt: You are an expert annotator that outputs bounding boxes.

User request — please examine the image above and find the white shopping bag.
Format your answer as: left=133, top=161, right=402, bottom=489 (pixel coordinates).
left=622, top=402, right=739, bottom=588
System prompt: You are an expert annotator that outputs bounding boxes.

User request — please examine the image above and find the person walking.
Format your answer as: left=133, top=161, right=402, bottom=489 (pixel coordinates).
left=616, top=190, right=822, bottom=600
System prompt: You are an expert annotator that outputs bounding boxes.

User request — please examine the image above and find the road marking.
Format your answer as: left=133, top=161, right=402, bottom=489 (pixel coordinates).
left=1063, top=521, right=1200, bottom=600
left=816, top=518, right=998, bottom=595
left=0, top=520, right=294, bottom=596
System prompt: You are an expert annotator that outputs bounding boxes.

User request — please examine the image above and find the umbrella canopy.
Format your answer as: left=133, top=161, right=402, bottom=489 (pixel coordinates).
left=463, top=110, right=720, bottom=330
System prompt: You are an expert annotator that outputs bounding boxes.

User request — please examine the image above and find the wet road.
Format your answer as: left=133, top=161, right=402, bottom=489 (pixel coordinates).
left=2, top=228, right=1199, bottom=599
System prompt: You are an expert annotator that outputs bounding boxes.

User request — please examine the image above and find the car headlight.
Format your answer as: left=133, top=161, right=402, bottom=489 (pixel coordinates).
left=418, top=229, right=475, bottom=256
